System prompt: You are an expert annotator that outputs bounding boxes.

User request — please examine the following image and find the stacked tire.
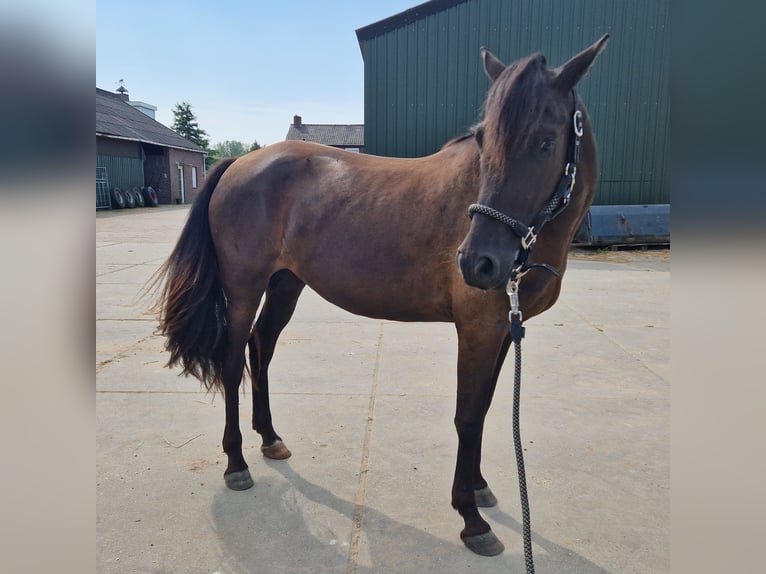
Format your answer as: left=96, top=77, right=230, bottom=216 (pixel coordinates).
left=110, top=187, right=126, bottom=209
left=142, top=186, right=159, bottom=207
left=110, top=186, right=160, bottom=209
left=124, top=188, right=136, bottom=208
left=132, top=187, right=145, bottom=207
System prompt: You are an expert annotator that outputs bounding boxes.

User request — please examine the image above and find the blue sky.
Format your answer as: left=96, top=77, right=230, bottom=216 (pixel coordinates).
left=96, top=1, right=419, bottom=147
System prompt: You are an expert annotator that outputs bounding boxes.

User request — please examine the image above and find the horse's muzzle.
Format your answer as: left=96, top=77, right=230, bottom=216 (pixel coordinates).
left=456, top=248, right=515, bottom=290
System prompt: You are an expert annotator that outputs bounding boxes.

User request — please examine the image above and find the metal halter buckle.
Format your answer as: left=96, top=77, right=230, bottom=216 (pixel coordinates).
left=573, top=110, right=583, bottom=137
left=520, top=227, right=536, bottom=250
left=562, top=164, right=577, bottom=207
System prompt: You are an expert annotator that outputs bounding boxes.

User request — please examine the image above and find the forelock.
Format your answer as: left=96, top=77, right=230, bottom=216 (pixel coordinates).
left=483, top=53, right=551, bottom=166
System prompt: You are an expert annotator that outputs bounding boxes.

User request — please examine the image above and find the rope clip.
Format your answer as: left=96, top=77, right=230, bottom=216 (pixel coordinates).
left=507, top=279, right=522, bottom=322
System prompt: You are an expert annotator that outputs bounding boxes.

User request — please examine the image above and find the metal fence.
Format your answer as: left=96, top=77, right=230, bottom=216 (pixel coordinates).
left=96, top=166, right=111, bottom=210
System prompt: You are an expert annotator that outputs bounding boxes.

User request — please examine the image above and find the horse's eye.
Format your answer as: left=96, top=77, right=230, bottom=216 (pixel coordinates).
left=539, top=138, right=555, bottom=154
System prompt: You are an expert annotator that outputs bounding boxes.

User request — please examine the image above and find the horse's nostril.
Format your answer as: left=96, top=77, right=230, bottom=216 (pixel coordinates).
left=457, top=250, right=503, bottom=289
left=474, top=255, right=496, bottom=279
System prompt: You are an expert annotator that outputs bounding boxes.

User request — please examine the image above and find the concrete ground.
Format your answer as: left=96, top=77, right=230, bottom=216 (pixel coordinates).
left=97, top=206, right=669, bottom=574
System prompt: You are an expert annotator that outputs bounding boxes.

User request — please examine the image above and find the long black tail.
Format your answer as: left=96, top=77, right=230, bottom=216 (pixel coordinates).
left=151, top=157, right=238, bottom=391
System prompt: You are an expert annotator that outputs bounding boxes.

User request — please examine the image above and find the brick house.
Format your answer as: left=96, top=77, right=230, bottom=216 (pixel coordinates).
left=96, top=88, right=207, bottom=207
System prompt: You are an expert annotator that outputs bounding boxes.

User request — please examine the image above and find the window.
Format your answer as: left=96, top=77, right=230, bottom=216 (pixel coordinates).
left=191, top=166, right=198, bottom=188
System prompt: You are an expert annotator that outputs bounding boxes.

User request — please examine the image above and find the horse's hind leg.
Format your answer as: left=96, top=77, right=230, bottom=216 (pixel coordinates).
left=221, top=294, right=263, bottom=491
left=248, top=270, right=306, bottom=460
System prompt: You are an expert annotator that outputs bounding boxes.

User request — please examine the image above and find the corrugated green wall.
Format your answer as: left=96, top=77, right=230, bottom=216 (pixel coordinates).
left=96, top=154, right=145, bottom=190
left=359, top=0, right=669, bottom=205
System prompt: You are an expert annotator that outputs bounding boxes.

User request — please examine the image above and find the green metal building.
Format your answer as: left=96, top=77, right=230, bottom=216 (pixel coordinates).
left=356, top=0, right=669, bottom=209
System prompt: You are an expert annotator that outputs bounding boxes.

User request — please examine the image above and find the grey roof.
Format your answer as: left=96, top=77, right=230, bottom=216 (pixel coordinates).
left=96, top=88, right=205, bottom=153
left=285, top=124, right=364, bottom=147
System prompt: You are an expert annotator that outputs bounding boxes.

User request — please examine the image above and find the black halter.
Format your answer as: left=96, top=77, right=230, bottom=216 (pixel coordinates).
left=468, top=91, right=583, bottom=280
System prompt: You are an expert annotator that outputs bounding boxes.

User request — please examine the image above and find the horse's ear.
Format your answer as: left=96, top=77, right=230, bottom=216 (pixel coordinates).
left=481, top=47, right=506, bottom=82
left=553, top=34, right=609, bottom=92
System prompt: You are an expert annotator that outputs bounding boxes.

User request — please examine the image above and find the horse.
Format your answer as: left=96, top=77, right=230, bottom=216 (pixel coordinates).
left=153, top=35, right=609, bottom=557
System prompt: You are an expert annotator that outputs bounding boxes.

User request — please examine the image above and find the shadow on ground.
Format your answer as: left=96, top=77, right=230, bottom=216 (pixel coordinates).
left=210, top=461, right=611, bottom=574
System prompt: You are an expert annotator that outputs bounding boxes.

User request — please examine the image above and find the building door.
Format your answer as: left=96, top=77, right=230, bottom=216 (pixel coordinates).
left=178, top=164, right=185, bottom=204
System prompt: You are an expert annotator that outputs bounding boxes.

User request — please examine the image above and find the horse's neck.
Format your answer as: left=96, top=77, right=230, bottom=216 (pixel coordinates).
left=431, top=139, right=481, bottom=197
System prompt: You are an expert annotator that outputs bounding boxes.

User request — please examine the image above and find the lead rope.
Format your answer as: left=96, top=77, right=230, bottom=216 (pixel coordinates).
left=508, top=279, right=535, bottom=574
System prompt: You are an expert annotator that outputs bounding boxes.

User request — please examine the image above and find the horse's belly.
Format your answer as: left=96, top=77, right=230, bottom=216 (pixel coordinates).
left=295, top=264, right=455, bottom=323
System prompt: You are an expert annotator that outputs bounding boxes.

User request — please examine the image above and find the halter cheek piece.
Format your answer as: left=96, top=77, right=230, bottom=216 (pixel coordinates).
left=468, top=91, right=584, bottom=281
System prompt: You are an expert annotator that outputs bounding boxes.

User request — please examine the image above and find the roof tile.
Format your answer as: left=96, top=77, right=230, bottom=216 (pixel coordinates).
left=285, top=124, right=364, bottom=147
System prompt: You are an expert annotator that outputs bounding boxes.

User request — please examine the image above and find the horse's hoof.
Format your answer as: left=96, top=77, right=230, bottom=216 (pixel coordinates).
left=261, top=439, right=292, bottom=460
left=474, top=486, right=498, bottom=508
left=224, top=469, right=254, bottom=491
left=461, top=530, right=505, bottom=556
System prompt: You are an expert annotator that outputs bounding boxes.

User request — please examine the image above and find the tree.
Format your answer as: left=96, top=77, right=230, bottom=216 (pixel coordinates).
left=205, top=148, right=221, bottom=167
left=214, top=140, right=248, bottom=158
left=208, top=140, right=263, bottom=166
left=171, top=101, right=210, bottom=150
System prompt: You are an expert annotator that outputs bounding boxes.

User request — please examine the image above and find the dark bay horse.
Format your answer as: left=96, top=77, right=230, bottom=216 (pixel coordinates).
left=154, top=36, right=608, bottom=556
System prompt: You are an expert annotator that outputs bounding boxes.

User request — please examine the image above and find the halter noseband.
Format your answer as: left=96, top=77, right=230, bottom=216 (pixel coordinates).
left=468, top=91, right=583, bottom=280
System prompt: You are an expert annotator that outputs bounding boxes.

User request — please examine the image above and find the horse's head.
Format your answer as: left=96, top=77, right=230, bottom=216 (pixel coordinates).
left=457, top=36, right=608, bottom=290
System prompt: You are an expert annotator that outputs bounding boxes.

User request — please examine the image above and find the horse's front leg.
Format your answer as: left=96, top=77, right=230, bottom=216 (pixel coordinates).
left=452, top=320, right=508, bottom=556
left=473, top=333, right=511, bottom=508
